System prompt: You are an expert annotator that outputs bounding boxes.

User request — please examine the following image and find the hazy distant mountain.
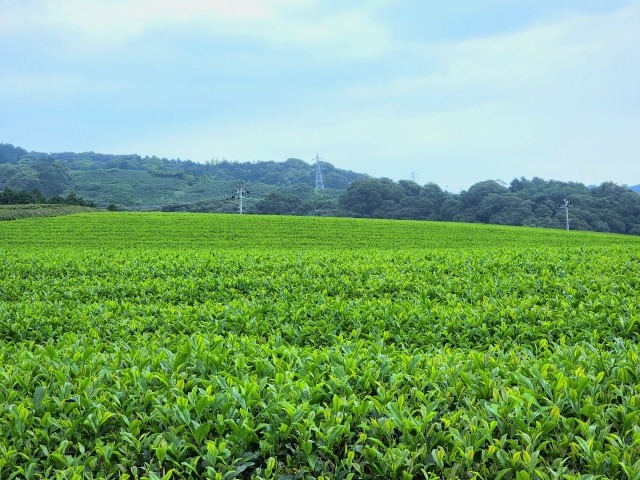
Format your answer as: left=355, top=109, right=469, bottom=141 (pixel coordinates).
left=630, top=185, right=640, bottom=193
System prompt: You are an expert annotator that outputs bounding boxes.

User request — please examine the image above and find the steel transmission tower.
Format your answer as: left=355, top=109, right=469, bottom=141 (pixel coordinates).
left=314, top=153, right=325, bottom=190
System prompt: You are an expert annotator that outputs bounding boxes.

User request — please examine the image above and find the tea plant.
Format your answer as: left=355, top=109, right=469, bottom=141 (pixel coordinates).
left=1, top=213, right=639, bottom=478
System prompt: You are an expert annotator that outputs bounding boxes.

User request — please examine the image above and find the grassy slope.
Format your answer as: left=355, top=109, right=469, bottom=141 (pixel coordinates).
left=2, top=212, right=639, bottom=250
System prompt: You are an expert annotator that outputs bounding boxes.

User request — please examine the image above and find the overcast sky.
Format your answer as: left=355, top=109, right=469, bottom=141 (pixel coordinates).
left=1, top=0, right=638, bottom=190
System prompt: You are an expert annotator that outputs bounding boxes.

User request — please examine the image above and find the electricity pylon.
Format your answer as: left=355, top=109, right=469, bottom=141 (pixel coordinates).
left=314, top=153, right=325, bottom=190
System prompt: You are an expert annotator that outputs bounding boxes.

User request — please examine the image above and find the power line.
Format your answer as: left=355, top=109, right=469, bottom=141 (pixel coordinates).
left=218, top=157, right=324, bottom=208
left=227, top=166, right=316, bottom=194
left=229, top=171, right=313, bottom=199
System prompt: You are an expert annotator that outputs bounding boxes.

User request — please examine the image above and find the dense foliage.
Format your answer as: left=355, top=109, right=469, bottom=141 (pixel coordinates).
left=1, top=214, right=640, bottom=479
left=0, top=204, right=98, bottom=221
left=2, top=143, right=640, bottom=234
left=0, top=143, right=364, bottom=211
left=338, top=178, right=640, bottom=235
left=0, top=188, right=94, bottom=207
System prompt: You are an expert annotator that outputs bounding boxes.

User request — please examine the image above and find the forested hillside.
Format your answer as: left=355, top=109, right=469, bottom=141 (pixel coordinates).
left=0, top=143, right=364, bottom=213
left=2, top=143, right=639, bottom=234
left=338, top=178, right=640, bottom=235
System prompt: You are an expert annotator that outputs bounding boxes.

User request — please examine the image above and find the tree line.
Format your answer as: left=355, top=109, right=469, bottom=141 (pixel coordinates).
left=3, top=143, right=640, bottom=234
left=0, top=188, right=95, bottom=207
left=254, top=177, right=640, bottom=235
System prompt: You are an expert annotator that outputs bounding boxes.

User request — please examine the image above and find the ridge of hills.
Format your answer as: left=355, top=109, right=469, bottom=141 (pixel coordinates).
left=0, top=143, right=366, bottom=213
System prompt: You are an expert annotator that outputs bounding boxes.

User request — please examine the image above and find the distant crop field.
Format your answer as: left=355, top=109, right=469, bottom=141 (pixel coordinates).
left=1, top=213, right=639, bottom=479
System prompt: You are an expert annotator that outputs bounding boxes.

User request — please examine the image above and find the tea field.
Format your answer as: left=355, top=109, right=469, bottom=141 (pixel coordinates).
left=1, top=213, right=640, bottom=479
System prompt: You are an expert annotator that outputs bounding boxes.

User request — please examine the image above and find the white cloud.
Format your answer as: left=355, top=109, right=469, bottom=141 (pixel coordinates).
left=0, top=72, right=124, bottom=98
left=326, top=2, right=640, bottom=184
left=113, top=0, right=640, bottom=187
left=1, top=0, right=638, bottom=187
left=345, top=1, right=640, bottom=104
left=34, top=0, right=288, bottom=33
left=3, top=0, right=389, bottom=59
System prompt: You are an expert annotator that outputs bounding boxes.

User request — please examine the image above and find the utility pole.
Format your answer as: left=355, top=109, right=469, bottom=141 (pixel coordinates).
left=410, top=172, right=416, bottom=183
left=231, top=188, right=249, bottom=214
left=558, top=198, right=573, bottom=230
left=314, top=153, right=325, bottom=190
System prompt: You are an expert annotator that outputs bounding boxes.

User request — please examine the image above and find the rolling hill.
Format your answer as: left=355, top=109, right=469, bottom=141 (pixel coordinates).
left=0, top=143, right=367, bottom=211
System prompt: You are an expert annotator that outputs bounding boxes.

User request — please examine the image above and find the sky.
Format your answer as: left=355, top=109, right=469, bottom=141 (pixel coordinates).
left=1, top=0, right=639, bottom=190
